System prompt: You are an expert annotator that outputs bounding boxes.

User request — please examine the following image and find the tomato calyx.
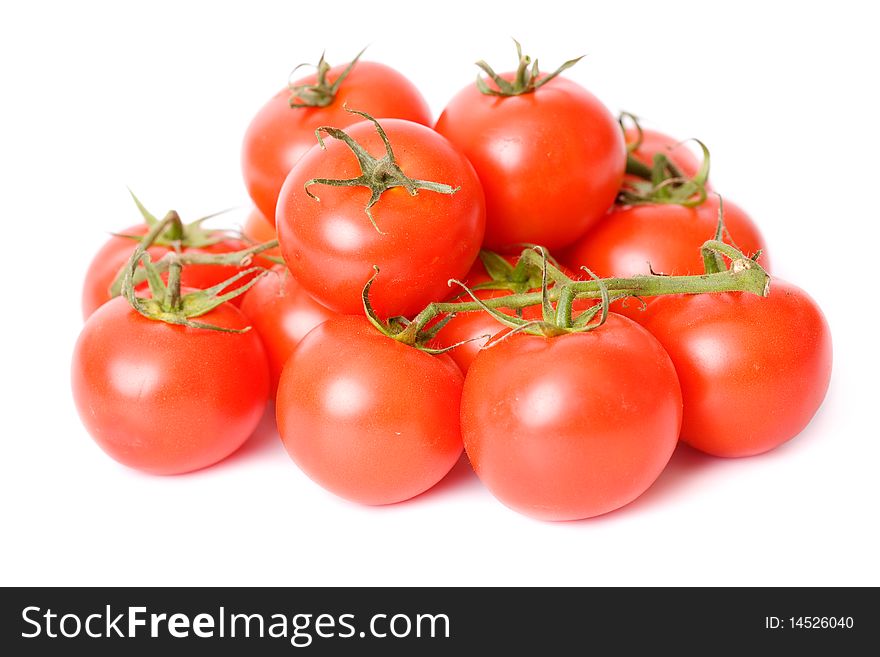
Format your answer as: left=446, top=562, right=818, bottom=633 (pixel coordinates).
left=120, top=190, right=237, bottom=249
left=475, top=39, right=583, bottom=96
left=117, top=210, right=271, bottom=332
left=618, top=113, right=710, bottom=208
left=357, top=266, right=478, bottom=355
left=287, top=47, right=366, bottom=108
left=303, top=108, right=460, bottom=233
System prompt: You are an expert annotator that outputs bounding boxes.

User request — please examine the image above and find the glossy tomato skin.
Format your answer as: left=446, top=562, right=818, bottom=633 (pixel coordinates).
left=276, top=119, right=486, bottom=318
left=71, top=297, right=270, bottom=475
left=276, top=316, right=463, bottom=505
left=239, top=266, right=337, bottom=393
left=242, top=61, right=432, bottom=222
left=625, top=127, right=703, bottom=180
left=638, top=280, right=832, bottom=457
left=461, top=314, right=682, bottom=521
left=559, top=195, right=770, bottom=302
left=81, top=224, right=267, bottom=319
left=435, top=75, right=625, bottom=250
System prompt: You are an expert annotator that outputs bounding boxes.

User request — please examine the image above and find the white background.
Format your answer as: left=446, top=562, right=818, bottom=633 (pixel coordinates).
left=2, top=1, right=878, bottom=586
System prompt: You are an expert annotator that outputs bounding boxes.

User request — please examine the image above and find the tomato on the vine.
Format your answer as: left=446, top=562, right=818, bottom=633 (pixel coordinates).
left=276, top=114, right=485, bottom=318
left=72, top=295, right=270, bottom=475
left=82, top=222, right=272, bottom=320
left=241, top=52, right=432, bottom=222
left=435, top=45, right=625, bottom=250
left=637, top=279, right=832, bottom=457
left=461, top=314, right=682, bottom=521
left=240, top=266, right=337, bottom=392
left=276, top=316, right=463, bottom=505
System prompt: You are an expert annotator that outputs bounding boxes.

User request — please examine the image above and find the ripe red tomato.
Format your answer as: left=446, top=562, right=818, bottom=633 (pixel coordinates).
left=81, top=224, right=269, bottom=319
left=276, top=316, right=463, bottom=505
left=625, top=127, right=702, bottom=180
left=241, top=207, right=281, bottom=257
left=242, top=60, right=432, bottom=222
left=435, top=75, right=625, bottom=250
left=240, top=266, right=337, bottom=393
left=276, top=118, right=486, bottom=318
left=637, top=280, right=832, bottom=457
left=71, top=296, right=270, bottom=474
left=461, top=314, right=682, bottom=521
left=559, top=195, right=770, bottom=285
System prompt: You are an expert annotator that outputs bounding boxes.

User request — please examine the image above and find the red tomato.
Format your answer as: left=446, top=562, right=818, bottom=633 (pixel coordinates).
left=240, top=266, right=337, bottom=393
left=81, top=224, right=269, bottom=319
left=461, top=314, right=682, bottom=520
left=71, top=296, right=270, bottom=474
left=242, top=61, right=432, bottom=222
left=241, top=207, right=281, bottom=256
left=276, top=118, right=486, bottom=318
left=559, top=195, right=770, bottom=322
left=625, top=127, right=703, bottom=180
left=637, top=280, right=832, bottom=457
left=276, top=316, right=463, bottom=505
left=435, top=75, right=625, bottom=250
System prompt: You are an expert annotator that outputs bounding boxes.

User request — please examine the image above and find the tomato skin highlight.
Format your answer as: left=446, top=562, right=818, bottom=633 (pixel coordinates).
left=241, top=61, right=432, bottom=222
left=276, top=316, right=464, bottom=505
left=276, top=119, right=486, bottom=318
left=461, top=314, right=682, bottom=521
left=81, top=224, right=267, bottom=319
left=638, top=280, right=832, bottom=457
left=71, top=297, right=270, bottom=475
left=435, top=75, right=625, bottom=250
left=239, top=266, right=337, bottom=394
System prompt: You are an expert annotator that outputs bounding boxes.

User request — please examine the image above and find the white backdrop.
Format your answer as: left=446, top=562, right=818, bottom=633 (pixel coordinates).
left=1, top=0, right=877, bottom=586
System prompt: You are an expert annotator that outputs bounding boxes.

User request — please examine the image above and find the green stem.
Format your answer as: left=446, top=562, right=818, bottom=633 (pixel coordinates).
left=405, top=241, right=769, bottom=337
left=625, top=153, right=654, bottom=180
left=166, top=256, right=182, bottom=311
left=109, top=239, right=279, bottom=298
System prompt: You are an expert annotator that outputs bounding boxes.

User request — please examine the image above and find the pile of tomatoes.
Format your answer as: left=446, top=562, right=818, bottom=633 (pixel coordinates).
left=71, top=43, right=832, bottom=521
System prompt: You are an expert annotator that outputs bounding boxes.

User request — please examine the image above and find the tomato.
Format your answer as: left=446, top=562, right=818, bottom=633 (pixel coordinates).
left=435, top=74, right=625, bottom=250
left=559, top=195, right=770, bottom=323
left=637, top=280, right=832, bottom=457
left=71, top=296, right=270, bottom=474
left=81, top=224, right=269, bottom=319
left=240, top=266, right=337, bottom=393
left=625, top=127, right=703, bottom=180
left=242, top=59, right=432, bottom=222
left=276, top=316, right=463, bottom=505
left=241, top=207, right=281, bottom=256
left=276, top=118, right=486, bottom=318
left=461, top=314, right=682, bottom=520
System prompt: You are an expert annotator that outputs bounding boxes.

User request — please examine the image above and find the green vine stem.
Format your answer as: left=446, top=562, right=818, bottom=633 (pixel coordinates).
left=304, top=108, right=459, bottom=233
left=288, top=48, right=366, bottom=108
left=475, top=39, right=583, bottom=96
left=377, top=241, right=770, bottom=348
left=117, top=211, right=269, bottom=332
